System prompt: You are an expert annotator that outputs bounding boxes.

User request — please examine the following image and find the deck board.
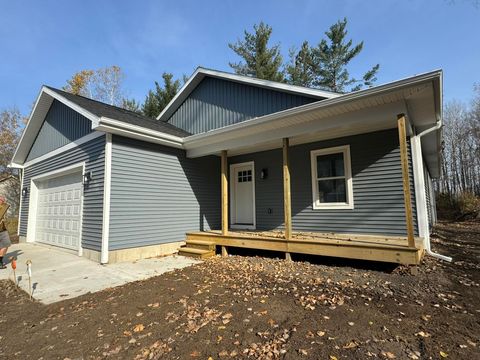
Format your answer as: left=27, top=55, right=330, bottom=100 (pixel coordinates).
left=186, top=230, right=424, bottom=265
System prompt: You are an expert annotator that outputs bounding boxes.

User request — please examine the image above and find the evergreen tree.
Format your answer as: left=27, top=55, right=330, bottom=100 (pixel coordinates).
left=285, top=41, right=316, bottom=87
left=142, top=73, right=182, bottom=118
left=311, top=18, right=379, bottom=92
left=121, top=98, right=141, bottom=113
left=228, top=22, right=284, bottom=82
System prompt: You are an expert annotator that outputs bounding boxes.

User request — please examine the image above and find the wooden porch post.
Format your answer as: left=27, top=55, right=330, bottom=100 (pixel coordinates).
left=283, top=138, right=292, bottom=260
left=221, top=150, right=229, bottom=256
left=397, top=114, right=416, bottom=248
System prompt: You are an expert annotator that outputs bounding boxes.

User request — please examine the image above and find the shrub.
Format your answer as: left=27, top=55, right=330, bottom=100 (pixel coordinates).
left=436, top=192, right=480, bottom=220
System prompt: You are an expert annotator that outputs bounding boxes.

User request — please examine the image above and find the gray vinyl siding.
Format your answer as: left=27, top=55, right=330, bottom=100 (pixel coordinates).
left=109, top=135, right=220, bottom=250
left=19, top=135, right=105, bottom=251
left=424, top=164, right=437, bottom=226
left=229, top=129, right=418, bottom=236
left=26, top=100, right=93, bottom=162
left=168, top=76, right=319, bottom=134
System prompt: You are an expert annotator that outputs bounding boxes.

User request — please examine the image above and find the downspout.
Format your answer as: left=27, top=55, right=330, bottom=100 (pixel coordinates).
left=417, top=121, right=452, bottom=262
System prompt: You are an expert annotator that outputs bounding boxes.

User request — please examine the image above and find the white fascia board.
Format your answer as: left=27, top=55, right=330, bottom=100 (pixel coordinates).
left=184, top=70, right=442, bottom=149
left=95, top=117, right=185, bottom=149
left=11, top=86, right=101, bottom=166
left=156, top=67, right=340, bottom=121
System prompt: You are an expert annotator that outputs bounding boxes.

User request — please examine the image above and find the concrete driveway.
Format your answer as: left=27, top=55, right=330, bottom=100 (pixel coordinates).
left=0, top=243, right=199, bottom=304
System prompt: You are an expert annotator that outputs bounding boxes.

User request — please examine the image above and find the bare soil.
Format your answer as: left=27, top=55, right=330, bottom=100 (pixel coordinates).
left=0, top=221, right=479, bottom=359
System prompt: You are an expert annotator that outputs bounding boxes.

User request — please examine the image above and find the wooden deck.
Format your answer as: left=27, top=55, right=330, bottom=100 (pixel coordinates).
left=186, top=230, right=425, bottom=265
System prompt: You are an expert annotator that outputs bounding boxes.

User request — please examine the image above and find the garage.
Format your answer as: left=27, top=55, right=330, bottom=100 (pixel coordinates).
left=34, top=171, right=83, bottom=250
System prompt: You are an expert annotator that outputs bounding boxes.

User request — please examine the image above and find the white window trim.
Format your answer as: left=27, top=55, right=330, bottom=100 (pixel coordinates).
left=310, top=145, right=354, bottom=210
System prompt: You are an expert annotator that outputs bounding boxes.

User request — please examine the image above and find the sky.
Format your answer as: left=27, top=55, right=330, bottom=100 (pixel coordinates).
left=0, top=0, right=479, bottom=115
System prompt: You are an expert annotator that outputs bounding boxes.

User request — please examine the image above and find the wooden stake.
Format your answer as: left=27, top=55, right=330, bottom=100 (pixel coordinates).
left=221, top=150, right=228, bottom=236
left=283, top=138, right=292, bottom=241
left=26, top=260, right=33, bottom=300
left=397, top=114, right=415, bottom=248
left=221, top=246, right=228, bottom=258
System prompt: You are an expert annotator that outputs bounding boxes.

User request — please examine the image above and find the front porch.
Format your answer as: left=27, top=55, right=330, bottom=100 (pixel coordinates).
left=186, top=230, right=425, bottom=265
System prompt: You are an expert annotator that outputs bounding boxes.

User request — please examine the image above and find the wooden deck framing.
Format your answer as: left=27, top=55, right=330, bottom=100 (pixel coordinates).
left=186, top=230, right=425, bottom=265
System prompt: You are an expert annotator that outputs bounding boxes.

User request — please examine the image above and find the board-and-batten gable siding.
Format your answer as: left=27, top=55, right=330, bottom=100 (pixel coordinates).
left=19, top=135, right=105, bottom=251
left=108, top=135, right=220, bottom=250
left=26, top=99, right=93, bottom=162
left=229, top=128, right=418, bottom=236
left=167, top=76, right=319, bottom=134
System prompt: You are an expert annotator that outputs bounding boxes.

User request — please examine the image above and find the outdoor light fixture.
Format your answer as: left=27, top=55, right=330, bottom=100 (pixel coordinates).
left=260, top=168, right=268, bottom=179
left=83, top=171, right=93, bottom=185
left=22, top=187, right=28, bottom=197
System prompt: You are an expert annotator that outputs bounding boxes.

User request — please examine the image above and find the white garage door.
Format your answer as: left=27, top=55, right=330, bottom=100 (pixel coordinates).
left=35, top=172, right=83, bottom=250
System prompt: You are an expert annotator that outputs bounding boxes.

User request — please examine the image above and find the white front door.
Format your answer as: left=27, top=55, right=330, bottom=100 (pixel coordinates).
left=35, top=172, right=83, bottom=250
left=230, top=162, right=255, bottom=229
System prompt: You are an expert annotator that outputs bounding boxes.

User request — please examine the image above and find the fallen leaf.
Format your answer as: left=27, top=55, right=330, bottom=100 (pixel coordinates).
left=382, top=351, right=396, bottom=359
left=415, top=331, right=431, bottom=338
left=317, top=331, right=326, bottom=337
left=343, top=341, right=359, bottom=349
left=440, top=351, right=448, bottom=358
left=133, top=324, right=144, bottom=333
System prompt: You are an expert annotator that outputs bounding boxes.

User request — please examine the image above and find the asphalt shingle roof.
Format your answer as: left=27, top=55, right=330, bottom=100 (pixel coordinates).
left=45, top=86, right=191, bottom=138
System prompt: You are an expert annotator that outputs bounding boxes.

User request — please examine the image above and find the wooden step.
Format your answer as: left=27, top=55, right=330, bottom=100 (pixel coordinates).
left=178, top=247, right=215, bottom=259
left=185, top=239, right=216, bottom=251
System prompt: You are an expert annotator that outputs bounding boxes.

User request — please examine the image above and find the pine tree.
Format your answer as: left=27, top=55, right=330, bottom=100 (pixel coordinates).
left=121, top=98, right=141, bottom=113
left=228, top=22, right=284, bottom=82
left=285, top=41, right=316, bottom=87
left=142, top=73, right=182, bottom=118
left=312, top=18, right=379, bottom=93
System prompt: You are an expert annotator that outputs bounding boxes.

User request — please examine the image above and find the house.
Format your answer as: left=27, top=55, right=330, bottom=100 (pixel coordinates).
left=0, top=174, right=20, bottom=217
left=10, top=67, right=445, bottom=265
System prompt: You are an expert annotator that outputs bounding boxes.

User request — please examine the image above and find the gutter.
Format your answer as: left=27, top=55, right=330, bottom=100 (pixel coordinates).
left=95, top=117, right=185, bottom=149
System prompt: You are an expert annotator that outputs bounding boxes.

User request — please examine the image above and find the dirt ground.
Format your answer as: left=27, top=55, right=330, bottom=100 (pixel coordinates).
left=0, top=221, right=479, bottom=360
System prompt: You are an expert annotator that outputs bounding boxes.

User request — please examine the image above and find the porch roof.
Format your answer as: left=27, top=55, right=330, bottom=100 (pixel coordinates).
left=183, top=70, right=442, bottom=178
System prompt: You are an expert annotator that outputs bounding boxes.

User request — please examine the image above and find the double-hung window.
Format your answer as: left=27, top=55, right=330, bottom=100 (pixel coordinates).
left=310, top=145, right=354, bottom=209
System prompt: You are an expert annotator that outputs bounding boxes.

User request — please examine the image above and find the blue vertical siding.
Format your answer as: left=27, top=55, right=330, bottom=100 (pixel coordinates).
left=229, top=129, right=418, bottom=237
left=26, top=100, right=93, bottom=162
left=168, top=76, right=319, bottom=134
left=19, top=135, right=105, bottom=251
left=108, top=135, right=220, bottom=250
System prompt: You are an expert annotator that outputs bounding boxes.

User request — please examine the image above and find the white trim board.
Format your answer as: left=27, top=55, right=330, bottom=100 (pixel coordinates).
left=310, top=145, right=354, bottom=210
left=411, top=134, right=429, bottom=247
left=100, top=133, right=112, bottom=264
left=229, top=161, right=256, bottom=230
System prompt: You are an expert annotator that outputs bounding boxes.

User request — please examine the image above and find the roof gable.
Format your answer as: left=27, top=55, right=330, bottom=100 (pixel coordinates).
left=11, top=87, right=190, bottom=166
left=168, top=75, right=320, bottom=134
left=156, top=67, right=340, bottom=122
left=25, top=99, right=93, bottom=162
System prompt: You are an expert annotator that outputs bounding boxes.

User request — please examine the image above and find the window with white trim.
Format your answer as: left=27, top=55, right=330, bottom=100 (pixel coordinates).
left=310, top=145, right=354, bottom=209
